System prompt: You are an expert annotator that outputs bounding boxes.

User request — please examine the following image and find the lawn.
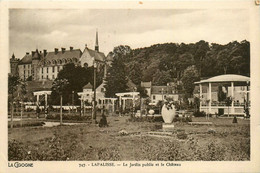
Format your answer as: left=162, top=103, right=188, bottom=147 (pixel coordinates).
left=8, top=115, right=250, bottom=161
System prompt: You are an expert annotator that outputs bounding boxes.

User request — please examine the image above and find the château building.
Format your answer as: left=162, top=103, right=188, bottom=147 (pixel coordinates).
left=10, top=31, right=111, bottom=81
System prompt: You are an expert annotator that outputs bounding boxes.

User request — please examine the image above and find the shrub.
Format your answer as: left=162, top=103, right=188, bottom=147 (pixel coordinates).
left=97, top=147, right=120, bottom=161
left=173, top=116, right=192, bottom=123
left=46, top=114, right=91, bottom=121
left=8, top=121, right=45, bottom=128
left=177, top=131, right=188, bottom=140
left=173, top=117, right=180, bottom=122
left=184, top=116, right=192, bottom=122
left=8, top=140, right=26, bottom=160
left=232, top=116, right=238, bottom=123
left=194, top=111, right=206, bottom=117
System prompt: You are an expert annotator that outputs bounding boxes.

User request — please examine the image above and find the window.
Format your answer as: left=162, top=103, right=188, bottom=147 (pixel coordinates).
left=47, top=75, right=48, bottom=79
left=52, top=75, right=55, bottom=79
left=42, top=75, right=43, bottom=79
left=47, top=67, right=49, bottom=73
left=52, top=66, right=55, bottom=73
left=153, top=95, right=156, bottom=100
left=42, top=68, right=43, bottom=74
left=57, top=66, right=60, bottom=72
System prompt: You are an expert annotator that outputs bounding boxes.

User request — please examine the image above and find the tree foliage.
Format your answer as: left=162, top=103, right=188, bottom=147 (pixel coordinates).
left=8, top=75, right=20, bottom=96
left=50, top=63, right=103, bottom=105
left=181, top=65, right=200, bottom=97
left=112, top=40, right=249, bottom=97
left=104, top=46, right=129, bottom=97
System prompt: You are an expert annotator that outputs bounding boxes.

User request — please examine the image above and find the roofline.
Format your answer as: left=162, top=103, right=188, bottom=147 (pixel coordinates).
left=194, top=74, right=250, bottom=84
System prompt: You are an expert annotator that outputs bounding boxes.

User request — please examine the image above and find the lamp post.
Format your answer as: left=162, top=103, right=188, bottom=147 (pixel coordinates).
left=246, top=81, right=249, bottom=107
left=92, top=57, right=97, bottom=123
left=132, top=87, right=136, bottom=117
left=160, top=88, right=164, bottom=114
left=161, top=88, right=164, bottom=101
left=72, top=90, right=74, bottom=113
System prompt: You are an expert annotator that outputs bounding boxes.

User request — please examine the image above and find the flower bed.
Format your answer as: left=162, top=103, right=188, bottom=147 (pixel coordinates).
left=8, top=121, right=45, bottom=128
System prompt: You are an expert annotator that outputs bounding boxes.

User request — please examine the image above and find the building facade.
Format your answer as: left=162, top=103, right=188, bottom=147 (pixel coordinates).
left=194, top=74, right=250, bottom=116
left=141, top=81, right=179, bottom=104
left=10, top=31, right=111, bottom=82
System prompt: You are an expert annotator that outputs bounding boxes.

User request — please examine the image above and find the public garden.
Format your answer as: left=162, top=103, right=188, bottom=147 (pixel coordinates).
left=8, top=111, right=250, bottom=161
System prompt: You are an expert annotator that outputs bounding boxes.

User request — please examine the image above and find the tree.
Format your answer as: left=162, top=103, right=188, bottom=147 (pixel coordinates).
left=52, top=79, right=69, bottom=125
left=218, top=85, right=227, bottom=102
left=104, top=46, right=130, bottom=97
left=127, top=62, right=143, bottom=85
left=230, top=56, right=244, bottom=74
left=193, top=40, right=210, bottom=76
left=174, top=53, right=195, bottom=79
left=17, top=81, right=27, bottom=127
left=108, top=45, right=132, bottom=62
left=181, top=65, right=200, bottom=98
left=8, top=75, right=20, bottom=128
left=136, top=85, right=148, bottom=98
left=216, top=49, right=231, bottom=74
left=50, top=63, right=102, bottom=105
left=225, top=96, right=232, bottom=117
left=194, top=97, right=200, bottom=112
left=152, top=70, right=172, bottom=85
left=142, top=60, right=159, bottom=82
left=104, top=57, right=128, bottom=97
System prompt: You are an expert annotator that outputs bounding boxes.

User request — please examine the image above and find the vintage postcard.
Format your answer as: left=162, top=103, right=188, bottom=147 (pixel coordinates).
left=1, top=0, right=260, bottom=172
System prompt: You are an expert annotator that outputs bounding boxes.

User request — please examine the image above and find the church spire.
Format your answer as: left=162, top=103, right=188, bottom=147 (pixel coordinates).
left=95, top=29, right=99, bottom=52
left=12, top=53, right=15, bottom=59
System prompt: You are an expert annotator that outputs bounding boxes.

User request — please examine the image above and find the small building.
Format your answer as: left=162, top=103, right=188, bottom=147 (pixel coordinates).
left=78, top=82, right=117, bottom=113
left=141, top=81, right=179, bottom=104
left=194, top=74, right=250, bottom=116
left=83, top=83, right=93, bottom=93
left=150, top=85, right=179, bottom=104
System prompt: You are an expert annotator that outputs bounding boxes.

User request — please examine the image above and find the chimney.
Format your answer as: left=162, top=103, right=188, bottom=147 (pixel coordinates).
left=26, top=52, right=29, bottom=55
left=43, top=49, right=47, bottom=57
left=54, top=48, right=58, bottom=54
left=85, top=44, right=88, bottom=49
left=31, top=51, right=35, bottom=57
left=70, top=47, right=73, bottom=51
left=61, top=47, right=66, bottom=53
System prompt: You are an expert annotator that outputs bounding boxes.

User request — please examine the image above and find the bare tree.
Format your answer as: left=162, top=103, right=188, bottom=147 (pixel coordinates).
left=52, top=79, right=69, bottom=125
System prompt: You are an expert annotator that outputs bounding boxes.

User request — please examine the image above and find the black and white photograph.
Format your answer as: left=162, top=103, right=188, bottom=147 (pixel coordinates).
left=1, top=1, right=260, bottom=172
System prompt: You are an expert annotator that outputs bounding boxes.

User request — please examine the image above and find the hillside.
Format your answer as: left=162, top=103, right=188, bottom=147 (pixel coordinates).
left=119, top=40, right=250, bottom=86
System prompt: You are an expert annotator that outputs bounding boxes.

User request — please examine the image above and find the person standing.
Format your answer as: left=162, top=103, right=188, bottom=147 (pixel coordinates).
left=36, top=105, right=40, bottom=119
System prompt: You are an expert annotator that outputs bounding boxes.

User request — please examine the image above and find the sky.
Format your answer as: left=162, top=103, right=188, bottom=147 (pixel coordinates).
left=9, top=9, right=249, bottom=59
